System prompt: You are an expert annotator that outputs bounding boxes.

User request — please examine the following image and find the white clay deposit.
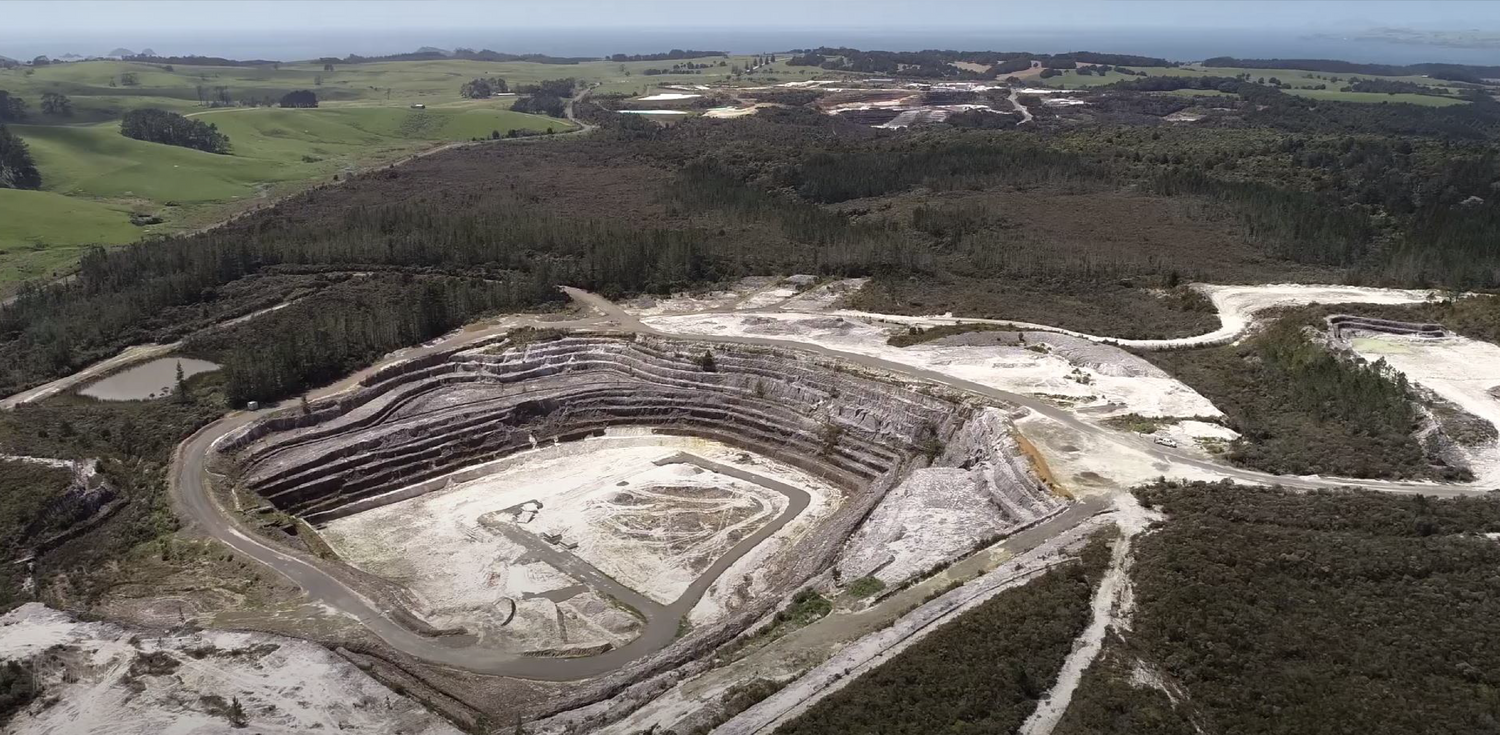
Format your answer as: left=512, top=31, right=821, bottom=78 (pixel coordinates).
left=319, top=432, right=835, bottom=649
left=0, top=603, right=459, bottom=735
left=634, top=93, right=702, bottom=101
left=1347, top=332, right=1500, bottom=487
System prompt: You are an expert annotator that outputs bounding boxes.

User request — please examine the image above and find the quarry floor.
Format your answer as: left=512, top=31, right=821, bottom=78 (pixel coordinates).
left=317, top=432, right=837, bottom=655
left=4, top=277, right=1491, bottom=730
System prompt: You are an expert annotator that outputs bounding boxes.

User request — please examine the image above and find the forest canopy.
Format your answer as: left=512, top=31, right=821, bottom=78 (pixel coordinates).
left=119, top=109, right=230, bottom=154
left=0, top=124, right=41, bottom=189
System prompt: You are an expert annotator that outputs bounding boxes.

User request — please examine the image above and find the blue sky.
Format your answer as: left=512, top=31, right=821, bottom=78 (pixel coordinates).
left=8, top=0, right=1500, bottom=34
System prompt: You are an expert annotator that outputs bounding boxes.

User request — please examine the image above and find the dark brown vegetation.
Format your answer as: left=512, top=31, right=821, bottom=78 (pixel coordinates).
left=0, top=459, right=73, bottom=608
left=1129, top=481, right=1500, bottom=735
left=1144, top=314, right=1462, bottom=480
left=3, top=91, right=1499, bottom=406
left=0, top=378, right=223, bottom=609
left=0, top=659, right=40, bottom=726
left=855, top=277, right=1219, bottom=340
left=1052, top=638, right=1199, bottom=735
left=777, top=534, right=1110, bottom=735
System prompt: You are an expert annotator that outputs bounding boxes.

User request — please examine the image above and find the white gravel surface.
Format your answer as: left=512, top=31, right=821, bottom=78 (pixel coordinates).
left=1347, top=333, right=1500, bottom=487
left=0, top=603, right=459, bottom=735
left=837, top=467, right=1011, bottom=586
left=320, top=432, right=831, bottom=643
left=644, top=312, right=1224, bottom=420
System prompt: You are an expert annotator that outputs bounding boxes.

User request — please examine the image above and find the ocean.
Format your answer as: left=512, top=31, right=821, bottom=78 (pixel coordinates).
left=9, top=26, right=1500, bottom=66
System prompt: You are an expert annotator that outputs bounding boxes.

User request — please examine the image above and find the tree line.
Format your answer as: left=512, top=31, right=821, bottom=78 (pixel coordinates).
left=0, top=125, right=40, bottom=189
left=0, top=91, right=26, bottom=122
left=459, top=77, right=509, bottom=98
left=1201, top=56, right=1500, bottom=82
left=608, top=50, right=726, bottom=62
left=120, top=108, right=230, bottom=153
left=510, top=78, right=573, bottom=117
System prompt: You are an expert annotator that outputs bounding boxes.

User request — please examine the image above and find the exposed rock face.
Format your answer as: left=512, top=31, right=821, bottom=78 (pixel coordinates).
left=228, top=334, right=965, bottom=526
left=837, top=408, right=1064, bottom=586
left=216, top=331, right=1065, bottom=716
left=1327, top=314, right=1447, bottom=339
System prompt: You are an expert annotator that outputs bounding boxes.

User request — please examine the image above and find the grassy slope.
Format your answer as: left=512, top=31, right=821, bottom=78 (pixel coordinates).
left=0, top=189, right=137, bottom=281
left=0, top=56, right=643, bottom=281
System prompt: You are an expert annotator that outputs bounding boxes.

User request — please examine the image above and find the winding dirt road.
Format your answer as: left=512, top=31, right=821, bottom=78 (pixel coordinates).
left=162, top=287, right=1492, bottom=682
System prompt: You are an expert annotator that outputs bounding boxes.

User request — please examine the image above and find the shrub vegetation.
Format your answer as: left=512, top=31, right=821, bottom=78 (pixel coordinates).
left=1126, top=481, right=1500, bottom=735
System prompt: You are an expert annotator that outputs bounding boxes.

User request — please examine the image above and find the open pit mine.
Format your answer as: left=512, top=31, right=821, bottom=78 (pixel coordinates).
left=212, top=330, right=1063, bottom=681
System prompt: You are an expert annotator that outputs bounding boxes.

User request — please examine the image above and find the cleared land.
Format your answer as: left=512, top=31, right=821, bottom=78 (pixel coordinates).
left=0, top=55, right=663, bottom=280
left=0, top=602, right=458, bottom=734
left=317, top=434, right=833, bottom=652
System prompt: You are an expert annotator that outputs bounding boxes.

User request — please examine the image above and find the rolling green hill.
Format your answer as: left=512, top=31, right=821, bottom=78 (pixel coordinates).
left=1, top=55, right=766, bottom=288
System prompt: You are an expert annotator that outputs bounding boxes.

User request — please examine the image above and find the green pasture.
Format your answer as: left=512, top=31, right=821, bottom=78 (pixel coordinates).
left=0, top=57, right=610, bottom=283
left=0, top=189, right=136, bottom=282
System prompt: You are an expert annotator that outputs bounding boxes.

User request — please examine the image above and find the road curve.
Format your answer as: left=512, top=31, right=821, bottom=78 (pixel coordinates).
left=168, top=288, right=1493, bottom=681
left=563, top=287, right=1492, bottom=498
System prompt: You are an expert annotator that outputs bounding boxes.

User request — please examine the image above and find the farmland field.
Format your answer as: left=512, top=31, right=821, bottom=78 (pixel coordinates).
left=0, top=54, right=782, bottom=287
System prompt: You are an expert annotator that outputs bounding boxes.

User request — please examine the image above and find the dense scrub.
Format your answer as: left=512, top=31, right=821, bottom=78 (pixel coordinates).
left=0, top=383, right=223, bottom=609
left=1127, top=481, right=1500, bottom=735
left=1145, top=314, right=1456, bottom=480
left=853, top=277, right=1219, bottom=340
left=777, top=534, right=1110, bottom=735
left=4, top=86, right=1500, bottom=405
left=186, top=275, right=526, bottom=403
left=0, top=660, right=39, bottom=726
left=1051, top=638, right=1199, bottom=735
left=0, top=459, right=74, bottom=608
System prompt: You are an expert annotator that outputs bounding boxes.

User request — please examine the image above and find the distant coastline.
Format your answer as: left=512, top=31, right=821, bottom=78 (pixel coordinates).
left=8, top=26, right=1500, bottom=66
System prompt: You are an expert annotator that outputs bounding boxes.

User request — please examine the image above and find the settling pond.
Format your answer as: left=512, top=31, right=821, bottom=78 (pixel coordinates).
left=79, top=357, right=221, bottom=401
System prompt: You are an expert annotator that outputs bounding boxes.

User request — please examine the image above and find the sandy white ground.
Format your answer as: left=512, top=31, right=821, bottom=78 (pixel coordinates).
left=1347, top=333, right=1500, bottom=487
left=1018, top=494, right=1159, bottom=735
left=0, top=603, right=459, bottom=735
left=635, top=93, right=701, bottom=101
left=828, top=283, right=1436, bottom=350
left=618, top=109, right=690, bottom=115
left=777, top=278, right=867, bottom=311
left=320, top=432, right=833, bottom=647
left=708, top=516, right=1112, bottom=735
left=702, top=105, right=764, bottom=118
left=686, top=450, right=837, bottom=626
left=622, top=276, right=779, bottom=316
left=735, top=284, right=803, bottom=310
left=512, top=452, right=788, bottom=605
left=644, top=312, right=1224, bottom=421
left=837, top=467, right=1012, bottom=585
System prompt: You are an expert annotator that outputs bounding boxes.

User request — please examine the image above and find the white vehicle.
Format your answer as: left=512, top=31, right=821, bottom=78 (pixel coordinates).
left=1154, top=435, right=1179, bottom=448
